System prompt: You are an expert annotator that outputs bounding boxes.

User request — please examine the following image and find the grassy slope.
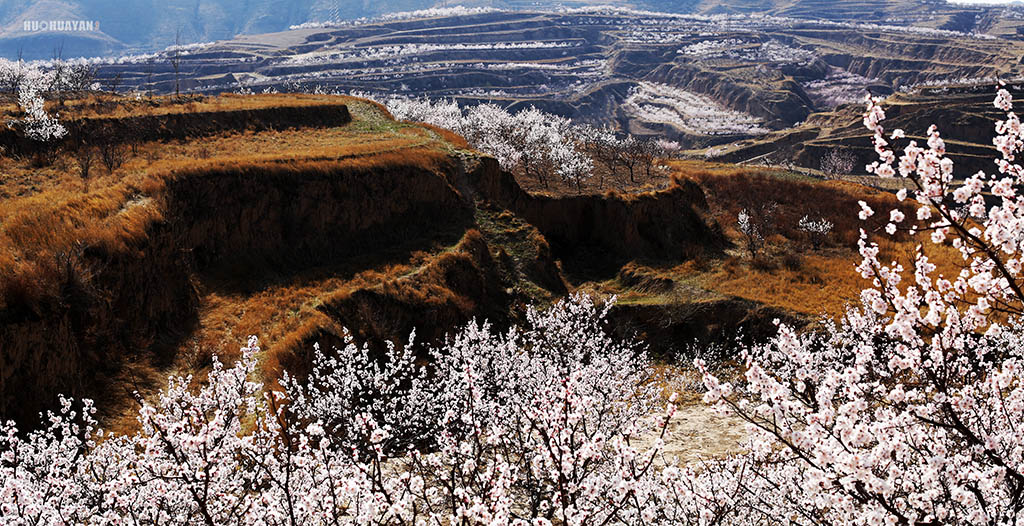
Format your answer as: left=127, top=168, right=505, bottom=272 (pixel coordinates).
left=0, top=91, right=967, bottom=432
left=0, top=93, right=488, bottom=429
left=581, top=160, right=966, bottom=325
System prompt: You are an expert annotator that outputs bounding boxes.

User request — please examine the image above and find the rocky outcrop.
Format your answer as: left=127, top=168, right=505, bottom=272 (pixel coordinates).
left=468, top=158, right=726, bottom=266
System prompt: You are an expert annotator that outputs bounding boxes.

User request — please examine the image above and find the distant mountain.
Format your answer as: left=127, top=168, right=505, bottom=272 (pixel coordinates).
left=0, top=0, right=1013, bottom=60
left=0, top=1, right=701, bottom=60
left=0, top=0, right=437, bottom=59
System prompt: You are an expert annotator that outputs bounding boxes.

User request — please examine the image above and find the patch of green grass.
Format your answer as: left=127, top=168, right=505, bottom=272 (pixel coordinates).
left=473, top=205, right=562, bottom=305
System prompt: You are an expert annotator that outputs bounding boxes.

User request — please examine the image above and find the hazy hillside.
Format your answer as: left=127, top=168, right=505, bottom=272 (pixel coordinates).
left=89, top=8, right=1024, bottom=153
left=2, top=0, right=1015, bottom=59
left=0, top=0, right=435, bottom=59
left=0, top=0, right=696, bottom=59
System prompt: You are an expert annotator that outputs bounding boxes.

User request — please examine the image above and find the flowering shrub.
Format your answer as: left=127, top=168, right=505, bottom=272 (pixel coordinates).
left=700, top=87, right=1024, bottom=524
left=797, top=215, right=834, bottom=249
left=2, top=60, right=67, bottom=143
left=737, top=201, right=777, bottom=258
left=819, top=147, right=857, bottom=178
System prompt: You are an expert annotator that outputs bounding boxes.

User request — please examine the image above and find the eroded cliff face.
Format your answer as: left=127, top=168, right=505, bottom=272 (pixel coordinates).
left=0, top=147, right=749, bottom=430
left=161, top=160, right=470, bottom=271
left=467, top=156, right=726, bottom=266
left=719, top=86, right=1009, bottom=175
left=0, top=154, right=472, bottom=426
left=0, top=223, right=197, bottom=427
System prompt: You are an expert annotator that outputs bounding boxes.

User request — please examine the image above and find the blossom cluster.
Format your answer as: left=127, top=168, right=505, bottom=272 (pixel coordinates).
left=0, top=295, right=750, bottom=525
left=698, top=87, right=1024, bottom=524
left=797, top=215, right=834, bottom=235
left=736, top=202, right=777, bottom=258
left=798, top=215, right=834, bottom=249
left=381, top=96, right=594, bottom=186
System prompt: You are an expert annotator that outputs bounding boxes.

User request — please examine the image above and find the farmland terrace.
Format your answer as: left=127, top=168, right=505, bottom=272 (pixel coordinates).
left=714, top=82, right=1021, bottom=178
left=94, top=9, right=1024, bottom=149
left=0, top=92, right=726, bottom=430
left=0, top=92, right=929, bottom=434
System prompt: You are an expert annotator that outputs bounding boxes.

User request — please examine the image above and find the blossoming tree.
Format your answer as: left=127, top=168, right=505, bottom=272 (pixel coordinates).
left=701, top=86, right=1024, bottom=525
left=4, top=63, right=67, bottom=143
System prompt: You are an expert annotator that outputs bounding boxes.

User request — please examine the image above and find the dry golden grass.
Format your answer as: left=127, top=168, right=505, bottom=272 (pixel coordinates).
left=0, top=94, right=457, bottom=200
left=0, top=93, right=363, bottom=121
left=663, top=160, right=970, bottom=320
left=0, top=90, right=464, bottom=310
left=186, top=260, right=416, bottom=371
left=706, top=251, right=872, bottom=318
left=1, top=93, right=477, bottom=433
left=0, top=144, right=456, bottom=310
left=0, top=91, right=473, bottom=405
left=407, top=122, right=472, bottom=149
left=222, top=229, right=494, bottom=392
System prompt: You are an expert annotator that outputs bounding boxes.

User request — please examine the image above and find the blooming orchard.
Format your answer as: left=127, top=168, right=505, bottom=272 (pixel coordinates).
left=5, top=81, right=1024, bottom=524
left=382, top=96, right=592, bottom=187
left=381, top=95, right=673, bottom=188
left=3, top=295, right=708, bottom=525
left=622, top=82, right=769, bottom=137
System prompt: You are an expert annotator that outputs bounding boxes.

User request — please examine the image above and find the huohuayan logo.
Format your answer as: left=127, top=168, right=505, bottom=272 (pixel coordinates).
left=23, top=20, right=100, bottom=32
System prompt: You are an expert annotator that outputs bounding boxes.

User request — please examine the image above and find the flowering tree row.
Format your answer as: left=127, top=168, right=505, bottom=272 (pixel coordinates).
left=279, top=41, right=581, bottom=67
left=289, top=7, right=504, bottom=30
left=622, top=82, right=769, bottom=137
left=381, top=95, right=677, bottom=189
left=802, top=68, right=878, bottom=110
left=383, top=96, right=591, bottom=187
left=679, top=39, right=817, bottom=67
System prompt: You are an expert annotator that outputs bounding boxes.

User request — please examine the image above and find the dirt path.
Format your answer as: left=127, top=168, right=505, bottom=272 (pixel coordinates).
left=661, top=402, right=747, bottom=463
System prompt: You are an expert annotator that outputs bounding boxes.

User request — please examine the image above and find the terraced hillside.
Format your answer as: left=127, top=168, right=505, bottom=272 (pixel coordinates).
left=714, top=82, right=1016, bottom=177
left=1, top=0, right=1016, bottom=59
left=0, top=92, right=730, bottom=429
left=698, top=0, right=1011, bottom=32
left=94, top=9, right=1024, bottom=149
left=1, top=89, right=947, bottom=434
